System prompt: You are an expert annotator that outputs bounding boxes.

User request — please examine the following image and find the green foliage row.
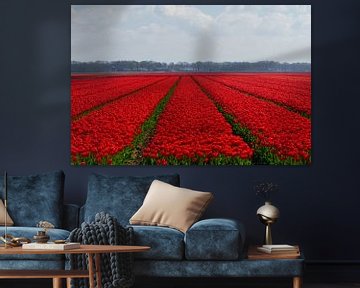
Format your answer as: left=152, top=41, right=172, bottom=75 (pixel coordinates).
left=111, top=80, right=180, bottom=165
left=143, top=154, right=252, bottom=166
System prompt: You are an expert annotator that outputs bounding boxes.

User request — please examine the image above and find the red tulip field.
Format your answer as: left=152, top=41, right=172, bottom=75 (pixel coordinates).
left=71, top=73, right=311, bottom=165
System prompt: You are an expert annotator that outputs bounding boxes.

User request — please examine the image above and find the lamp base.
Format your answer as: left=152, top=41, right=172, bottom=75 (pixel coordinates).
left=265, top=223, right=272, bottom=245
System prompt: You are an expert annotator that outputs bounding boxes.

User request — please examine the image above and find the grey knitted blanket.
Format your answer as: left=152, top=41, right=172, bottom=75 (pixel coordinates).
left=68, top=212, right=134, bottom=288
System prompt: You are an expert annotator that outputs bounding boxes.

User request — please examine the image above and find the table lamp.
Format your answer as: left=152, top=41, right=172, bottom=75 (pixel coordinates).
left=256, top=201, right=280, bottom=245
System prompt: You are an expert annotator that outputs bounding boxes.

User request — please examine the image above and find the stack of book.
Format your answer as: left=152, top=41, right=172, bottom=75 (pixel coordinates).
left=248, top=244, right=300, bottom=259
left=257, top=244, right=299, bottom=254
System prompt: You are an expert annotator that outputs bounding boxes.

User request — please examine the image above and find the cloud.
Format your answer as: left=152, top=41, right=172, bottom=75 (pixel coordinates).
left=159, top=5, right=213, bottom=29
left=119, top=23, right=195, bottom=62
left=71, top=5, right=311, bottom=63
left=71, top=5, right=129, bottom=60
left=71, top=5, right=128, bottom=31
left=213, top=5, right=311, bottom=62
left=269, top=47, right=311, bottom=63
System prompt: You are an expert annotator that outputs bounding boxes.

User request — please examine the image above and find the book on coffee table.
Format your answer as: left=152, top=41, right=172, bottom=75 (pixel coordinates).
left=22, top=242, right=80, bottom=250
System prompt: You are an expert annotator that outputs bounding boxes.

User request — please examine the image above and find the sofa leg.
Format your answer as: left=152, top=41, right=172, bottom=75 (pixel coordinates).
left=293, top=276, right=302, bottom=288
left=53, top=278, right=62, bottom=288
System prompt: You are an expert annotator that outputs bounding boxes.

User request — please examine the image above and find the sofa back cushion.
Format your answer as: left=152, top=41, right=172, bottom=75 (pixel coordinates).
left=1, top=170, right=64, bottom=227
left=84, top=174, right=180, bottom=225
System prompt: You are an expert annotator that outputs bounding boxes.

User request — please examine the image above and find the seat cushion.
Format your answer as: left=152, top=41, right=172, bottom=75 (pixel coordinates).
left=185, top=218, right=245, bottom=260
left=1, top=170, right=64, bottom=227
left=130, top=225, right=184, bottom=260
left=0, top=227, right=70, bottom=261
left=84, top=174, right=180, bottom=225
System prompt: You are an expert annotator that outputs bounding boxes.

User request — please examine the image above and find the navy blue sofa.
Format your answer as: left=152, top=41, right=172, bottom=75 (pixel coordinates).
left=80, top=173, right=304, bottom=282
left=1, top=171, right=303, bottom=287
left=0, top=171, right=79, bottom=270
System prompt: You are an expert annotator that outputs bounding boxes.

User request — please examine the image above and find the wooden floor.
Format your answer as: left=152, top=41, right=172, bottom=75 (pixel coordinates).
left=306, top=285, right=360, bottom=288
left=1, top=279, right=360, bottom=288
left=0, top=279, right=360, bottom=288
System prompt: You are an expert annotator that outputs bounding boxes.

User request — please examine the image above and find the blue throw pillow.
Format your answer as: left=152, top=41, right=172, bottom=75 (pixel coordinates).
left=84, top=173, right=180, bottom=225
left=1, top=170, right=65, bottom=227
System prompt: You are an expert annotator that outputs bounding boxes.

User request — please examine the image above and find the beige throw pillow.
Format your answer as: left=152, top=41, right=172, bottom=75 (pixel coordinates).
left=0, top=199, right=14, bottom=226
left=130, top=180, right=213, bottom=233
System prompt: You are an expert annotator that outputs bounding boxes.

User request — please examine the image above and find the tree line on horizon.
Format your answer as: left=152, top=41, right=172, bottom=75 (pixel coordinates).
left=71, top=60, right=311, bottom=73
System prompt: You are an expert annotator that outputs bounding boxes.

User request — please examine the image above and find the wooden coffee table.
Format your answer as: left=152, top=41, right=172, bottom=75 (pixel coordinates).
left=0, top=244, right=150, bottom=288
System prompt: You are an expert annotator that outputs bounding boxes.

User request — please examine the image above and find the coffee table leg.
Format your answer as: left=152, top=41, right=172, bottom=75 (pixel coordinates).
left=95, top=253, right=102, bottom=288
left=66, top=277, right=72, bottom=288
left=293, top=276, right=302, bottom=288
left=52, top=278, right=62, bottom=288
left=88, top=253, right=95, bottom=288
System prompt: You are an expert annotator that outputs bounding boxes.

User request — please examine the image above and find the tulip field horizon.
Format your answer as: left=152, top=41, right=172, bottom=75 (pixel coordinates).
left=71, top=72, right=311, bottom=166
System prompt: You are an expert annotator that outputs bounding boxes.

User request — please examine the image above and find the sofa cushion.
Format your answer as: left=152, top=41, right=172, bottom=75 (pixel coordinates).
left=0, top=199, right=14, bottom=226
left=130, top=225, right=184, bottom=260
left=0, top=227, right=70, bottom=261
left=1, top=171, right=64, bottom=227
left=184, top=218, right=244, bottom=260
left=84, top=174, right=180, bottom=225
left=130, top=180, right=213, bottom=233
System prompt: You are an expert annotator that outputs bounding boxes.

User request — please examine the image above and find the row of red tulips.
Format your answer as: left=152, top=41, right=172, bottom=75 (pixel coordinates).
left=71, top=75, right=168, bottom=117
left=223, top=73, right=310, bottom=90
left=143, top=76, right=253, bottom=165
left=71, top=76, right=178, bottom=164
left=206, top=73, right=311, bottom=115
left=194, top=75, right=311, bottom=163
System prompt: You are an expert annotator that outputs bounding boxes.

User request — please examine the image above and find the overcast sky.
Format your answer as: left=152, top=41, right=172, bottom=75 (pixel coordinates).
left=71, top=5, right=311, bottom=63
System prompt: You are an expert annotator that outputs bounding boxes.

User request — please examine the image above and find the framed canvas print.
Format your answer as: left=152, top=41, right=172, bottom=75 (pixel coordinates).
left=71, top=5, right=311, bottom=166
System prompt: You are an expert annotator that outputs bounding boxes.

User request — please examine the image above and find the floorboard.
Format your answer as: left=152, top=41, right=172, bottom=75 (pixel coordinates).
left=1, top=279, right=360, bottom=288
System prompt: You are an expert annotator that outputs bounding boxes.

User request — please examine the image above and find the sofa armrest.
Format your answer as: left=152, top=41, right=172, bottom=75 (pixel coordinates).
left=63, top=204, right=80, bottom=231
left=184, top=218, right=245, bottom=260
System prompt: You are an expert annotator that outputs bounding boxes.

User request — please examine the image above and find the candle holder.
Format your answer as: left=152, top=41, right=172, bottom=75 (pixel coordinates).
left=34, top=220, right=54, bottom=243
left=33, top=230, right=50, bottom=243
